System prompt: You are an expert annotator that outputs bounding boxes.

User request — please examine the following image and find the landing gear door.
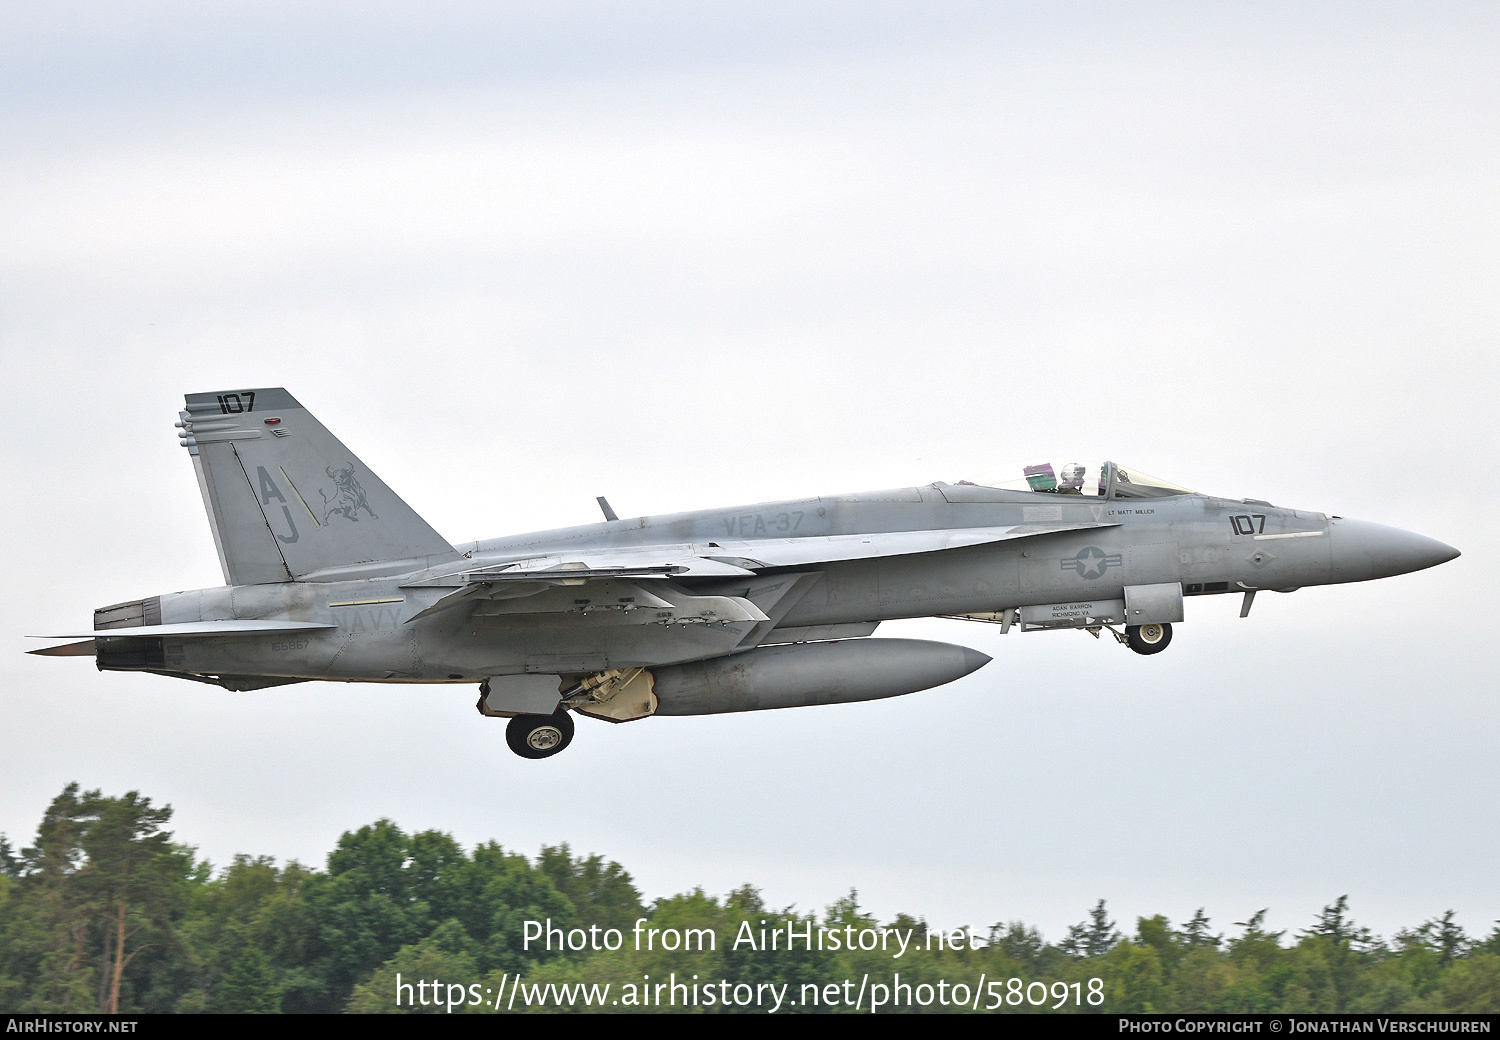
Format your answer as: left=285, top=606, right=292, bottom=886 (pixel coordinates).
left=1124, top=583, right=1184, bottom=625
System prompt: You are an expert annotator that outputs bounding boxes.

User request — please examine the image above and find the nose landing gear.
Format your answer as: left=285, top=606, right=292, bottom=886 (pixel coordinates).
left=1126, top=622, right=1172, bottom=655
left=1084, top=621, right=1174, bottom=654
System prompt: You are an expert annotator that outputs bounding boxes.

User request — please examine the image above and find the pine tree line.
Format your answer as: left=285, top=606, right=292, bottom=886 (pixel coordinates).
left=0, top=784, right=1496, bottom=1013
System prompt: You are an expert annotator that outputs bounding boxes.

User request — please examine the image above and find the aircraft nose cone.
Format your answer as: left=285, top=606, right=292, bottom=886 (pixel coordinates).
left=1329, top=519, right=1460, bottom=583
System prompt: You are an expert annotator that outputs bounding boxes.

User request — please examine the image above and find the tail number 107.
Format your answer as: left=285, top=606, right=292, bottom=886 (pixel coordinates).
left=1230, top=514, right=1267, bottom=535
left=217, top=392, right=256, bottom=414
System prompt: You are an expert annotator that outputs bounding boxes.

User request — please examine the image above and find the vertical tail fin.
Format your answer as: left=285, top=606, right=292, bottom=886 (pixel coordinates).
left=179, top=388, right=458, bottom=583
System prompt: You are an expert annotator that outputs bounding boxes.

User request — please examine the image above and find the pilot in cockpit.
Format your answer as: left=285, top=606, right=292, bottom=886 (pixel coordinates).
left=1057, top=463, right=1086, bottom=494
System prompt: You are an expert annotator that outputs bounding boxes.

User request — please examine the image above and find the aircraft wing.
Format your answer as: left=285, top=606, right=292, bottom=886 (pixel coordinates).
left=460, top=555, right=758, bottom=580
left=402, top=522, right=1117, bottom=623
left=455, top=522, right=1118, bottom=580
left=701, top=522, right=1119, bottom=569
left=400, top=556, right=759, bottom=622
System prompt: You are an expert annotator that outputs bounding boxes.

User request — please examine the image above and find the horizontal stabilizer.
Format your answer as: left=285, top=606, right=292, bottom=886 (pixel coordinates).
left=27, top=639, right=97, bottom=656
left=30, top=620, right=336, bottom=640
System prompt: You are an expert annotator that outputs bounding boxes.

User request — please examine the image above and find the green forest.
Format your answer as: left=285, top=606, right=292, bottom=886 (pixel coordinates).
left=0, top=784, right=1495, bottom=1014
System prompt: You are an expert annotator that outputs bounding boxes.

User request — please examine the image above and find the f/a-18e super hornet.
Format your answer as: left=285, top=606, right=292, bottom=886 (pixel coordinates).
left=31, top=389, right=1459, bottom=759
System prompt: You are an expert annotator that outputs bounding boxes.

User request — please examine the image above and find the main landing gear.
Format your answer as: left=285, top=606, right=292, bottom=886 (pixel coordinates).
left=505, top=711, right=575, bottom=760
left=476, top=679, right=579, bottom=759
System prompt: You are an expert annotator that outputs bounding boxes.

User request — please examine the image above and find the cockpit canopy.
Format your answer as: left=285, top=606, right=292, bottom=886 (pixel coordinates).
left=958, top=461, right=1194, bottom=500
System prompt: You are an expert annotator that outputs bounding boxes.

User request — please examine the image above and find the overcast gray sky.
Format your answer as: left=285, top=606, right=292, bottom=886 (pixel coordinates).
left=2, top=1, right=1496, bottom=943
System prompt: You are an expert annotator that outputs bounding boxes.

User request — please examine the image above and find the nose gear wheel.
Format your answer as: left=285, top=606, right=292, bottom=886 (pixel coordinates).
left=1126, top=622, right=1172, bottom=655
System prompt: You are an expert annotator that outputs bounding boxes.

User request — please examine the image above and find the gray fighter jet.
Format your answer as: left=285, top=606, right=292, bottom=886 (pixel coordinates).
left=30, top=389, right=1459, bottom=759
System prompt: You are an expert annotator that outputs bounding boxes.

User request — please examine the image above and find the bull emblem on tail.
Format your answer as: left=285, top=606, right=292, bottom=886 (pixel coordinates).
left=319, top=464, right=379, bottom=522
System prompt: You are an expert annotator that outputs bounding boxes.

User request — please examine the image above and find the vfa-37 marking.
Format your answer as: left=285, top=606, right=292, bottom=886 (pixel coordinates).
left=30, top=392, right=1460, bottom=761
left=722, top=511, right=805, bottom=536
